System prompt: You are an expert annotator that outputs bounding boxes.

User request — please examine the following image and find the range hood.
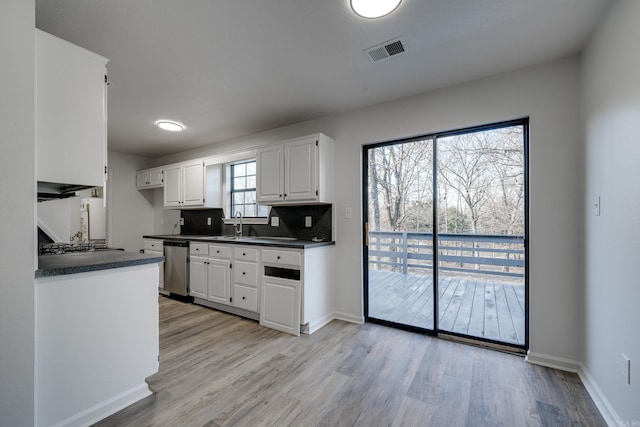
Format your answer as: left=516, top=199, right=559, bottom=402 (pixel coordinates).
left=37, top=181, right=96, bottom=202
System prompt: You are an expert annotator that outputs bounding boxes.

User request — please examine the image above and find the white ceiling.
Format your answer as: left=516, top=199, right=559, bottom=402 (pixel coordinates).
left=36, top=0, right=610, bottom=158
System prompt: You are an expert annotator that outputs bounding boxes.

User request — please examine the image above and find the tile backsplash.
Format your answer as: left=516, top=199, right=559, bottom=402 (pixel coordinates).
left=181, top=205, right=333, bottom=241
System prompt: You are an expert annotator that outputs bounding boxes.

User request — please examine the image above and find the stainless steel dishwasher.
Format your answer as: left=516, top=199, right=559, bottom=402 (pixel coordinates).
left=163, top=240, right=190, bottom=299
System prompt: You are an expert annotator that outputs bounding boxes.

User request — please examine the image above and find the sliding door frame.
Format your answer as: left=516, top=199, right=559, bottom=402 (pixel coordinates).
left=362, top=118, right=530, bottom=351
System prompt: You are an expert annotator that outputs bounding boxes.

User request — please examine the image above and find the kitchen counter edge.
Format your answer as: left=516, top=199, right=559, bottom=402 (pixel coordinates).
left=36, top=250, right=165, bottom=278
left=143, top=235, right=335, bottom=249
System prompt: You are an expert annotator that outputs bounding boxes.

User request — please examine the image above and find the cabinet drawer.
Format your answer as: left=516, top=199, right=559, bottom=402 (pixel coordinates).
left=262, top=249, right=301, bottom=267
left=190, top=243, right=208, bottom=256
left=234, top=261, right=258, bottom=286
left=144, top=239, right=163, bottom=251
left=234, top=247, right=259, bottom=262
left=233, top=284, right=258, bottom=312
left=208, top=245, right=231, bottom=259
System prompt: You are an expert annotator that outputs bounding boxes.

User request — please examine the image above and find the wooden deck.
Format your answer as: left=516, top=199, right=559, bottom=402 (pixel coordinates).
left=368, top=269, right=526, bottom=346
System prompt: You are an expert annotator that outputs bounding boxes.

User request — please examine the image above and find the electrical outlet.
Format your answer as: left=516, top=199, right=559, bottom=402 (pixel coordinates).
left=622, top=354, right=631, bottom=385
left=179, top=218, right=184, bottom=225
left=207, top=217, right=211, bottom=226
left=305, top=216, right=312, bottom=227
left=271, top=216, right=279, bottom=227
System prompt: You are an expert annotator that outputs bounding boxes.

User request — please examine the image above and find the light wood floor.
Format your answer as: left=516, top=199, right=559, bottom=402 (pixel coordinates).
left=95, top=296, right=605, bottom=427
left=368, top=270, right=526, bottom=345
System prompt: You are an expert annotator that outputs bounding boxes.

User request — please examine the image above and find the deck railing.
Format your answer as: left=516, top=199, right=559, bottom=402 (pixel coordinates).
left=368, top=231, right=525, bottom=279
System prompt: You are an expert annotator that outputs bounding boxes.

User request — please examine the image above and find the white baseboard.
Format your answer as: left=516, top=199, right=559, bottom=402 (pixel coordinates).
left=52, top=383, right=152, bottom=427
left=525, top=350, right=581, bottom=372
left=332, top=311, right=364, bottom=325
left=578, top=364, right=624, bottom=427
left=307, top=313, right=335, bottom=334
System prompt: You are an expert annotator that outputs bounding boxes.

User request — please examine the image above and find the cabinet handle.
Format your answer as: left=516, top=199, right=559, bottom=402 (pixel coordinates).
left=242, top=272, right=246, bottom=275
left=242, top=252, right=246, bottom=256
left=242, top=296, right=246, bottom=300
left=277, top=256, right=281, bottom=260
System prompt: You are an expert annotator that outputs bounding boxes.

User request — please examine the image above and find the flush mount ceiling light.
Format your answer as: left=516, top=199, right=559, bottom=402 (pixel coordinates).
left=351, top=0, right=402, bottom=18
left=155, top=120, right=184, bottom=132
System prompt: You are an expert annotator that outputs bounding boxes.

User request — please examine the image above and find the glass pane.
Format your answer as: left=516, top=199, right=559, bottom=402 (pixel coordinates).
left=436, top=125, right=525, bottom=346
left=246, top=175, right=256, bottom=189
left=234, top=163, right=246, bottom=177
left=234, top=177, right=246, bottom=190
left=245, top=191, right=256, bottom=204
left=367, top=139, right=434, bottom=330
left=233, top=192, right=245, bottom=205
left=258, top=205, right=269, bottom=217
left=246, top=161, right=256, bottom=175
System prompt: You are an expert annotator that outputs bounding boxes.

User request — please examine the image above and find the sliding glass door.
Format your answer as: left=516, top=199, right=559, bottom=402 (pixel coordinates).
left=364, top=120, right=528, bottom=349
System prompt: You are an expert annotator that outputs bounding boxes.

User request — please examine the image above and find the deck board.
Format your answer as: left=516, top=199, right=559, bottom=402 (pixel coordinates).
left=368, top=269, right=525, bottom=346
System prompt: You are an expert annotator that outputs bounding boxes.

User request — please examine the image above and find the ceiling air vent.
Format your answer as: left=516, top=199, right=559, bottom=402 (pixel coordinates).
left=364, top=37, right=407, bottom=63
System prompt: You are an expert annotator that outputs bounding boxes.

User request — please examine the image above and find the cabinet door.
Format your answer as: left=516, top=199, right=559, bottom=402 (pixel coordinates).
left=284, top=136, right=317, bottom=202
left=36, top=30, right=108, bottom=187
left=182, top=160, right=204, bottom=206
left=260, top=276, right=300, bottom=336
left=189, top=257, right=208, bottom=299
left=148, top=168, right=164, bottom=187
left=136, top=171, right=150, bottom=189
left=208, top=259, right=231, bottom=305
left=145, top=249, right=164, bottom=289
left=163, top=164, right=182, bottom=208
left=256, top=145, right=283, bottom=203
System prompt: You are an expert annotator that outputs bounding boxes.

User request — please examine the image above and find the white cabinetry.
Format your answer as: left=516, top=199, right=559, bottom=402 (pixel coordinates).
left=232, top=247, right=260, bottom=312
left=36, top=29, right=109, bottom=187
left=260, top=246, right=333, bottom=336
left=190, top=243, right=232, bottom=305
left=256, top=134, right=333, bottom=205
left=208, top=245, right=231, bottom=305
left=261, top=273, right=301, bottom=337
left=136, top=167, right=163, bottom=189
left=144, top=239, right=165, bottom=294
left=164, top=160, right=205, bottom=208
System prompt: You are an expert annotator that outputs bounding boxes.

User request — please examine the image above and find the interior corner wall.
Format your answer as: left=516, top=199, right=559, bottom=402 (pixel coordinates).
left=0, top=0, right=35, bottom=425
left=150, top=56, right=585, bottom=364
left=107, top=151, right=157, bottom=252
left=581, top=0, right=640, bottom=423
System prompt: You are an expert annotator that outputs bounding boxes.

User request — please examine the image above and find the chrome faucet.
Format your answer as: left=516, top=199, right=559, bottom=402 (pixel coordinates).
left=234, top=211, right=243, bottom=237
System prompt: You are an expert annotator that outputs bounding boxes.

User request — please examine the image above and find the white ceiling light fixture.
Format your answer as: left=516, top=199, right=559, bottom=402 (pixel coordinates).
left=351, top=0, right=402, bottom=19
left=156, top=120, right=184, bottom=132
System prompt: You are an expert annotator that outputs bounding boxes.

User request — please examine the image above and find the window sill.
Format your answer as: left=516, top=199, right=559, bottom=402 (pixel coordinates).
left=222, top=217, right=269, bottom=225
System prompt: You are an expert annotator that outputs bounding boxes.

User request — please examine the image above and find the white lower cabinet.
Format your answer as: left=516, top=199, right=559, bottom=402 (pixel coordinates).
left=207, top=259, right=231, bottom=304
left=186, top=240, right=333, bottom=336
left=260, top=276, right=301, bottom=336
left=189, top=256, right=208, bottom=299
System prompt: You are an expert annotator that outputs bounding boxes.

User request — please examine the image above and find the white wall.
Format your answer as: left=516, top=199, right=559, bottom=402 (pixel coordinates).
left=581, top=0, right=640, bottom=423
left=107, top=151, right=157, bottom=251
left=0, top=0, right=35, bottom=425
left=151, top=56, right=585, bottom=363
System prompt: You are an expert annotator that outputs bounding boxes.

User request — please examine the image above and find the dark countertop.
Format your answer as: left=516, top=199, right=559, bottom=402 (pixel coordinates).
left=143, top=234, right=335, bottom=249
left=36, top=250, right=165, bottom=278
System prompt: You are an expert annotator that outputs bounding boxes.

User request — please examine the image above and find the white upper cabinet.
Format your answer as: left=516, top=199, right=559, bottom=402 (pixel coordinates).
left=163, top=160, right=205, bottom=208
left=36, top=29, right=109, bottom=187
left=136, top=167, right=163, bottom=189
left=256, top=145, right=283, bottom=203
left=256, top=134, right=333, bottom=205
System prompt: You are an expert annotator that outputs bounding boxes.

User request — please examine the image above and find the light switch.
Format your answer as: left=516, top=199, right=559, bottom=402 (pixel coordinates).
left=345, top=207, right=352, bottom=219
left=207, top=217, right=211, bottom=225
left=305, top=216, right=312, bottom=227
